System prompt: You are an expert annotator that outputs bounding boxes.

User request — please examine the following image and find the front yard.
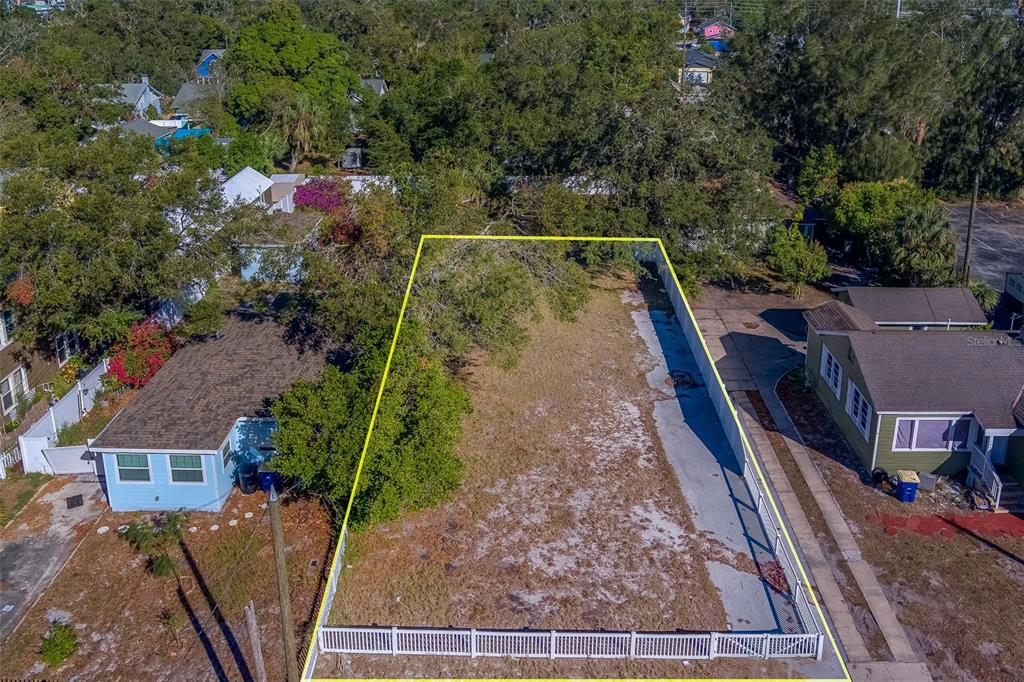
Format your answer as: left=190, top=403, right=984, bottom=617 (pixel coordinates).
left=777, top=370, right=1024, bottom=682
left=1, top=488, right=335, bottom=681
left=0, top=470, right=51, bottom=529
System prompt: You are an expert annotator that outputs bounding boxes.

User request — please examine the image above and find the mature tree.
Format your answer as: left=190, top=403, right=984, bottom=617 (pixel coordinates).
left=226, top=1, right=357, bottom=166
left=829, top=179, right=934, bottom=263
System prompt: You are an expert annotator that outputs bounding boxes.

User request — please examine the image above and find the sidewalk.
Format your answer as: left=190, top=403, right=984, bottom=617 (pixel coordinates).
left=694, top=306, right=933, bottom=682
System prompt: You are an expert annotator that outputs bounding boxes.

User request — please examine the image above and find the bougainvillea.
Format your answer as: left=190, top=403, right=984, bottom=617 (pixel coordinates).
left=7, top=275, right=34, bottom=306
left=107, top=321, right=175, bottom=388
left=294, top=178, right=348, bottom=212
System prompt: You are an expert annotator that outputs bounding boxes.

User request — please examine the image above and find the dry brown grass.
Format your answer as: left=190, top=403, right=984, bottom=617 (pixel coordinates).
left=777, top=373, right=1024, bottom=682
left=320, top=275, right=796, bottom=678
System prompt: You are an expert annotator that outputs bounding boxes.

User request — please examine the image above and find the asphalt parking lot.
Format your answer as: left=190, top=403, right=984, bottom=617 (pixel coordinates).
left=945, top=202, right=1024, bottom=290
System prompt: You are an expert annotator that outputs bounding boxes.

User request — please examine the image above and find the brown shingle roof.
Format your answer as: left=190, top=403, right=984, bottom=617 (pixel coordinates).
left=803, top=300, right=879, bottom=333
left=838, top=287, right=987, bottom=326
left=847, top=331, right=1024, bottom=429
left=91, top=310, right=330, bottom=452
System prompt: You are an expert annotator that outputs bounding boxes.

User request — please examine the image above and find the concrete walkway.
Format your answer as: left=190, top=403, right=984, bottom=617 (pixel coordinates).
left=0, top=476, right=105, bottom=642
left=694, top=306, right=933, bottom=682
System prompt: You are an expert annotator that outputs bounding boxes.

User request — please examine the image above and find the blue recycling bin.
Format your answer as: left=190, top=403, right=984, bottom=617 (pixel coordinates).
left=895, top=470, right=919, bottom=503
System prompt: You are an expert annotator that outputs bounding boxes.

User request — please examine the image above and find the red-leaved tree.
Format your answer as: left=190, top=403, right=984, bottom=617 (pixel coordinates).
left=107, top=321, right=175, bottom=388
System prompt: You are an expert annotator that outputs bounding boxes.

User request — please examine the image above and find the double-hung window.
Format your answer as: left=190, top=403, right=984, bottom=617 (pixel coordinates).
left=116, top=454, right=151, bottom=482
left=1, top=366, right=26, bottom=416
left=169, top=455, right=204, bottom=483
left=221, top=443, right=232, bottom=470
left=893, top=417, right=972, bottom=452
left=845, top=380, right=872, bottom=439
left=819, top=346, right=843, bottom=399
left=55, top=332, right=80, bottom=367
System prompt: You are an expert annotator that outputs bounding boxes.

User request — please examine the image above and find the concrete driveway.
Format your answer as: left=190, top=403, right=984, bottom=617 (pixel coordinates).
left=0, top=477, right=104, bottom=641
left=946, top=202, right=1024, bottom=291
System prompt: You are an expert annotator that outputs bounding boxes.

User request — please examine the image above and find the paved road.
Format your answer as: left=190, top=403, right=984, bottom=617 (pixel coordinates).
left=946, top=202, right=1024, bottom=291
left=0, top=477, right=105, bottom=642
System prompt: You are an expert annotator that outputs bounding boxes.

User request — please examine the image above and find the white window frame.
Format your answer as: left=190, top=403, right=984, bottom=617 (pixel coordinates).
left=819, top=346, right=843, bottom=399
left=221, top=442, right=232, bottom=470
left=891, top=417, right=973, bottom=453
left=0, top=310, right=14, bottom=350
left=55, top=331, right=80, bottom=367
left=845, top=380, right=873, bottom=440
left=1, top=366, right=27, bottom=416
left=114, top=453, right=152, bottom=484
left=167, top=454, right=206, bottom=485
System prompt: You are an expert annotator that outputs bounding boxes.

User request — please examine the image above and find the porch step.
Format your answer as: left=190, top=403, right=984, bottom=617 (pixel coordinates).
left=996, top=478, right=1024, bottom=514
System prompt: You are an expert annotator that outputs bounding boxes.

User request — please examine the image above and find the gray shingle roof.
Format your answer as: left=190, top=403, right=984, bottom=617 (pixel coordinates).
left=838, top=287, right=987, bottom=326
left=91, top=310, right=331, bottom=452
left=118, top=119, right=171, bottom=140
left=804, top=300, right=879, bottom=333
left=684, top=47, right=720, bottom=70
left=846, top=331, right=1024, bottom=429
left=171, top=82, right=214, bottom=111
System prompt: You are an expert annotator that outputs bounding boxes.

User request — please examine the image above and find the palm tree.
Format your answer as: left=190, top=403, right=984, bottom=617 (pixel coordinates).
left=888, top=203, right=957, bottom=287
left=279, top=93, right=325, bottom=171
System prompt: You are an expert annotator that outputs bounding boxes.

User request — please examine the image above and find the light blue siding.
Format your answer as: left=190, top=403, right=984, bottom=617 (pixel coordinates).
left=97, top=418, right=278, bottom=512
left=100, top=450, right=233, bottom=512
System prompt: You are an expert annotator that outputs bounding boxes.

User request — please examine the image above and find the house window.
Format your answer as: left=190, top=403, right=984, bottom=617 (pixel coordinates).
left=819, top=346, right=842, bottom=399
left=892, top=417, right=973, bottom=452
left=169, top=455, right=204, bottom=483
left=845, top=381, right=872, bottom=439
left=0, top=310, right=14, bottom=349
left=116, top=454, right=151, bottom=482
left=1, top=366, right=27, bottom=416
left=221, top=443, right=232, bottom=470
left=55, top=332, right=80, bottom=367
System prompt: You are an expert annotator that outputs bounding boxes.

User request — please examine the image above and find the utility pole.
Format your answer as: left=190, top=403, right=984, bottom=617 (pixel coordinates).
left=269, top=484, right=299, bottom=682
left=962, top=168, right=980, bottom=284
left=244, top=601, right=268, bottom=682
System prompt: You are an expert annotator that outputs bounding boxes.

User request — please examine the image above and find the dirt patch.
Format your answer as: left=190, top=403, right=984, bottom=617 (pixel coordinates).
left=1, top=490, right=335, bottom=682
left=777, top=372, right=1024, bottom=682
left=321, top=276, right=793, bottom=678
left=0, top=470, right=51, bottom=529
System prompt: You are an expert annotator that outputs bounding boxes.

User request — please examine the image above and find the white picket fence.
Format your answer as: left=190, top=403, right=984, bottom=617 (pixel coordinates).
left=0, top=441, right=20, bottom=480
left=319, top=627, right=824, bottom=661
left=17, top=358, right=109, bottom=476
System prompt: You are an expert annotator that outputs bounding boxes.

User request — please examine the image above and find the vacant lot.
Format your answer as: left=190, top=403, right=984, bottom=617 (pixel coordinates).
left=1, top=489, right=334, bottom=681
left=321, top=274, right=792, bottom=679
left=778, top=371, right=1024, bottom=682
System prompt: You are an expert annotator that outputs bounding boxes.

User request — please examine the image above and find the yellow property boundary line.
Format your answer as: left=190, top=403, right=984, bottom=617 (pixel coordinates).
left=301, top=234, right=851, bottom=682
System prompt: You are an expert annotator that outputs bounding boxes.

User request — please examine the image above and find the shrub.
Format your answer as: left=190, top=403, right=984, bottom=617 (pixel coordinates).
left=969, top=280, right=999, bottom=314
left=107, top=321, right=174, bottom=388
left=40, top=621, right=77, bottom=668
left=294, top=177, right=348, bottom=212
left=767, top=225, right=832, bottom=297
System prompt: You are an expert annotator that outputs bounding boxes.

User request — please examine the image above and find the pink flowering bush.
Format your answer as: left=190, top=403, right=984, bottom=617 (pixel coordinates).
left=107, top=321, right=175, bottom=388
left=294, top=178, right=348, bottom=212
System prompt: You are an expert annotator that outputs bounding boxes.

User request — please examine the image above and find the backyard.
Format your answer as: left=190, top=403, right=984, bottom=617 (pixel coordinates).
left=776, top=370, right=1024, bottom=682
left=317, top=271, right=802, bottom=679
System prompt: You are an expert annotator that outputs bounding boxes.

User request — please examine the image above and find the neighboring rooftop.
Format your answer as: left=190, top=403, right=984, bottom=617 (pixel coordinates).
left=118, top=119, right=170, bottom=140
left=358, top=78, right=388, bottom=97
left=846, top=330, right=1024, bottom=429
left=684, top=46, right=720, bottom=70
left=113, top=77, right=163, bottom=107
left=221, top=166, right=273, bottom=206
left=803, top=299, right=879, bottom=333
left=837, top=287, right=987, bottom=326
left=91, top=309, right=330, bottom=452
left=171, top=82, right=214, bottom=111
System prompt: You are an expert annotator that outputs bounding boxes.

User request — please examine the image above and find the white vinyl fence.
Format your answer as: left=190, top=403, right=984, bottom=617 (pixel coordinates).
left=17, top=358, right=109, bottom=476
left=301, top=529, right=348, bottom=680
left=318, top=627, right=824, bottom=661
left=0, top=441, right=21, bottom=480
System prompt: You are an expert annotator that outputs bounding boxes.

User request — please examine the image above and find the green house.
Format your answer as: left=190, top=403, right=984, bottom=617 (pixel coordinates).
left=803, top=299, right=1024, bottom=512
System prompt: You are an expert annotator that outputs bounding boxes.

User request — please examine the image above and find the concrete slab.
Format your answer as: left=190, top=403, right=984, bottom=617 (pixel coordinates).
left=0, top=477, right=104, bottom=641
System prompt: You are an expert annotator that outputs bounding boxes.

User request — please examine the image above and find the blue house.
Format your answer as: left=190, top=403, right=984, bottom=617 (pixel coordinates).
left=88, top=309, right=329, bottom=512
left=195, top=49, right=225, bottom=80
